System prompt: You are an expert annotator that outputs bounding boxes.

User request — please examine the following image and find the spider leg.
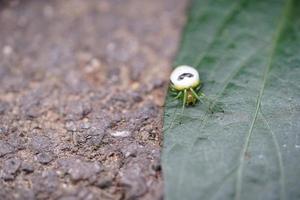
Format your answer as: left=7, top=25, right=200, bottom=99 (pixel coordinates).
left=170, top=84, right=177, bottom=92
left=190, top=88, right=214, bottom=111
left=167, top=91, right=183, bottom=105
left=190, top=88, right=202, bottom=101
left=195, top=84, right=202, bottom=92
left=198, top=92, right=207, bottom=98
left=182, top=89, right=187, bottom=114
left=192, top=90, right=224, bottom=113
left=198, top=92, right=216, bottom=106
left=174, top=91, right=183, bottom=99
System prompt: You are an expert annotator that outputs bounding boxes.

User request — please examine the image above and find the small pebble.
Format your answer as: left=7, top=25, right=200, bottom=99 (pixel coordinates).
left=36, top=152, right=53, bottom=164
left=21, top=162, right=34, bottom=173
left=3, top=158, right=21, bottom=174
left=95, top=178, right=112, bottom=189
left=110, top=130, right=131, bottom=137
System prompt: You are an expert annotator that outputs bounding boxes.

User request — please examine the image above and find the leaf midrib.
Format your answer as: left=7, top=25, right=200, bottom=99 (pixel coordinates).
left=234, top=1, right=293, bottom=200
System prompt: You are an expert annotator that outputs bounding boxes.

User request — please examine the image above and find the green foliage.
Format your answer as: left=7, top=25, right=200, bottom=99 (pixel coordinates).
left=162, top=0, right=300, bottom=199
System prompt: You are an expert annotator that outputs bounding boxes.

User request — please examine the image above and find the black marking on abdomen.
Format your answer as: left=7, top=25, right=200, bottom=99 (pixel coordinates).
left=178, top=73, right=193, bottom=81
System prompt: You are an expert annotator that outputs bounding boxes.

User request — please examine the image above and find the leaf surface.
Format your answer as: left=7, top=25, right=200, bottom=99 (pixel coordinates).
left=162, top=0, right=300, bottom=200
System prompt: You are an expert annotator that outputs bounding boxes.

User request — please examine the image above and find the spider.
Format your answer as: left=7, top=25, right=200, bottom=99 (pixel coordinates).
left=169, top=65, right=211, bottom=112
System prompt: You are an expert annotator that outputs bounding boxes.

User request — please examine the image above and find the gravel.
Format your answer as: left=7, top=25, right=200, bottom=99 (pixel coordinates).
left=0, top=0, right=187, bottom=199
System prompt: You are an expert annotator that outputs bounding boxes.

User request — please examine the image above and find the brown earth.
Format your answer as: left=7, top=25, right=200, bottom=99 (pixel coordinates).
left=0, top=0, right=187, bottom=199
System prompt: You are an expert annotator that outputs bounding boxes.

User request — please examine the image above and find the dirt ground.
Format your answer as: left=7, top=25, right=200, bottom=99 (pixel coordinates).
left=0, top=0, right=187, bottom=199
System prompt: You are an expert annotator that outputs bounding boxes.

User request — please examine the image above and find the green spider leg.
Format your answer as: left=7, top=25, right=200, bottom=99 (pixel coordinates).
left=182, top=89, right=187, bottom=114
left=190, top=88, right=213, bottom=111
left=198, top=92, right=223, bottom=112
left=174, top=91, right=183, bottom=99
left=195, top=84, right=202, bottom=92
left=170, top=91, right=178, bottom=95
left=163, top=88, right=187, bottom=132
left=190, top=88, right=223, bottom=113
left=169, top=84, right=177, bottom=92
left=167, top=90, right=183, bottom=105
left=189, top=88, right=203, bottom=102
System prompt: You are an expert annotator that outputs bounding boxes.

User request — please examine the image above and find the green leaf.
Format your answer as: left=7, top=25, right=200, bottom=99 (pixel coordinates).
left=162, top=0, right=300, bottom=200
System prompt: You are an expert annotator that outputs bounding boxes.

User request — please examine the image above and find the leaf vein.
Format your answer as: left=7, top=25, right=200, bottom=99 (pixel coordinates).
left=193, top=0, right=246, bottom=67
left=260, top=110, right=286, bottom=200
left=234, top=1, right=292, bottom=199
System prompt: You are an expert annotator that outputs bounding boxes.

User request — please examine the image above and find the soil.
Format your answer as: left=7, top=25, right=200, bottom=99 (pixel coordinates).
left=0, top=0, right=187, bottom=199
